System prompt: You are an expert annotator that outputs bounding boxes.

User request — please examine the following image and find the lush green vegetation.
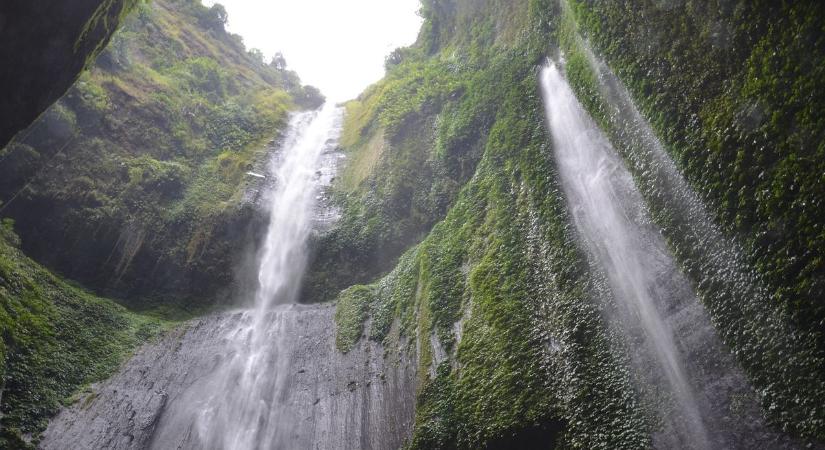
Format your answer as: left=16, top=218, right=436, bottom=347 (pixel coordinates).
left=333, top=284, right=375, bottom=353
left=328, top=0, right=658, bottom=447
left=0, top=0, right=322, bottom=309
left=329, top=0, right=825, bottom=446
left=2, top=0, right=822, bottom=446
left=304, top=0, right=546, bottom=304
left=563, top=0, right=825, bottom=337
left=560, top=0, right=825, bottom=439
left=0, top=221, right=168, bottom=447
left=0, top=0, right=321, bottom=445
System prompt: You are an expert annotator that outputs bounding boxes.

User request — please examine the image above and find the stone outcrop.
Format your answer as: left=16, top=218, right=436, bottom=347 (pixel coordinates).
left=0, top=0, right=133, bottom=148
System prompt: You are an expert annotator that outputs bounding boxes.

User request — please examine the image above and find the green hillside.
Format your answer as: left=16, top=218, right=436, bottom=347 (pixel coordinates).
left=0, top=0, right=322, bottom=309
left=0, top=0, right=320, bottom=445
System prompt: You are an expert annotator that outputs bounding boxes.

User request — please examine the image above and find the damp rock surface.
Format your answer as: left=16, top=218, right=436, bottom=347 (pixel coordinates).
left=40, top=304, right=417, bottom=450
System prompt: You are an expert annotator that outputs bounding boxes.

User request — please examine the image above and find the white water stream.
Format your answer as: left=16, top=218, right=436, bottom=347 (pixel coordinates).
left=540, top=62, right=712, bottom=449
left=150, top=105, right=342, bottom=449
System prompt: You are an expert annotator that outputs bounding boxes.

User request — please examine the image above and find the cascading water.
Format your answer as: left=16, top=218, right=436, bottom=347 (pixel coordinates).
left=568, top=39, right=825, bottom=446
left=540, top=62, right=711, bottom=449
left=40, top=102, right=417, bottom=450
left=151, top=105, right=343, bottom=449
left=539, top=61, right=807, bottom=449
left=253, top=105, right=341, bottom=314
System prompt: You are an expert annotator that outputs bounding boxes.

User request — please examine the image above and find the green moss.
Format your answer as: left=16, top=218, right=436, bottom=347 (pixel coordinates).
left=368, top=249, right=419, bottom=343
left=75, top=0, right=143, bottom=68
left=327, top=2, right=653, bottom=447
left=304, top=1, right=556, bottom=303
left=561, top=0, right=825, bottom=440
left=354, top=95, right=649, bottom=447
left=74, top=73, right=112, bottom=111
left=334, top=285, right=375, bottom=353
left=0, top=224, right=169, bottom=446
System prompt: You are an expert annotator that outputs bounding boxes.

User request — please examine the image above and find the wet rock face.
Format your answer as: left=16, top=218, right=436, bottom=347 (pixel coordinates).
left=40, top=303, right=417, bottom=450
left=0, top=0, right=131, bottom=148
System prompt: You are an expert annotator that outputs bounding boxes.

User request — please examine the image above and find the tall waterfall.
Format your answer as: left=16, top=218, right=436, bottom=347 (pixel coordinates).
left=40, top=103, right=417, bottom=450
left=252, top=105, right=340, bottom=314
left=538, top=58, right=808, bottom=449
left=151, top=105, right=343, bottom=449
left=540, top=62, right=712, bottom=449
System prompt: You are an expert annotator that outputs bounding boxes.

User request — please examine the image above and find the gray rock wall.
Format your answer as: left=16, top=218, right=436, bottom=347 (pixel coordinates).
left=40, top=303, right=417, bottom=450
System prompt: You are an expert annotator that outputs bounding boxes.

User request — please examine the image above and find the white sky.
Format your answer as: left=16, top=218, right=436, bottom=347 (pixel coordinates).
left=203, top=0, right=423, bottom=101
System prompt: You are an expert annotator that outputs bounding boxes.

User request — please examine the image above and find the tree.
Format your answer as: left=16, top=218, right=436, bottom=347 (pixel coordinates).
left=248, top=48, right=265, bottom=65
left=200, top=4, right=228, bottom=32
left=297, top=85, right=324, bottom=109
left=270, top=52, right=287, bottom=70
left=209, top=4, right=228, bottom=26
left=385, top=47, right=411, bottom=71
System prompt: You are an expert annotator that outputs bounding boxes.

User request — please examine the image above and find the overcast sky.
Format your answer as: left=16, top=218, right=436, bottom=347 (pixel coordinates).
left=203, top=0, right=423, bottom=101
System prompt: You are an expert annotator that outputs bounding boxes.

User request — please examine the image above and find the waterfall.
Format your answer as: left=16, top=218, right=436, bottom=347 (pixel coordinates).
left=538, top=55, right=814, bottom=448
left=570, top=39, right=825, bottom=447
left=252, top=105, right=340, bottom=314
left=150, top=105, right=343, bottom=450
left=40, top=102, right=417, bottom=450
left=540, top=62, right=712, bottom=449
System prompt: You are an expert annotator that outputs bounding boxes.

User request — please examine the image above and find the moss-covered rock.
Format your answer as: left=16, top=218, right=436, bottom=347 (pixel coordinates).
left=561, top=0, right=825, bottom=440
left=329, top=0, right=825, bottom=446
left=0, top=223, right=168, bottom=447
left=330, top=1, right=653, bottom=447
left=304, top=0, right=546, bottom=304
left=334, top=284, right=375, bottom=353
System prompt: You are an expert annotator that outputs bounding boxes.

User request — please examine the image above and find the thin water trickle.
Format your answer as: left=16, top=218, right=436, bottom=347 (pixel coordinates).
left=540, top=62, right=712, bottom=449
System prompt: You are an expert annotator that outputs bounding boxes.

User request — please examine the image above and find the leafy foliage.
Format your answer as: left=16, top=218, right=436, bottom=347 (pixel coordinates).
left=329, top=0, right=825, bottom=446
left=333, top=285, right=375, bottom=353
left=0, top=226, right=167, bottom=447
left=0, top=0, right=322, bottom=309
left=304, top=1, right=551, bottom=303
left=0, top=2, right=321, bottom=441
